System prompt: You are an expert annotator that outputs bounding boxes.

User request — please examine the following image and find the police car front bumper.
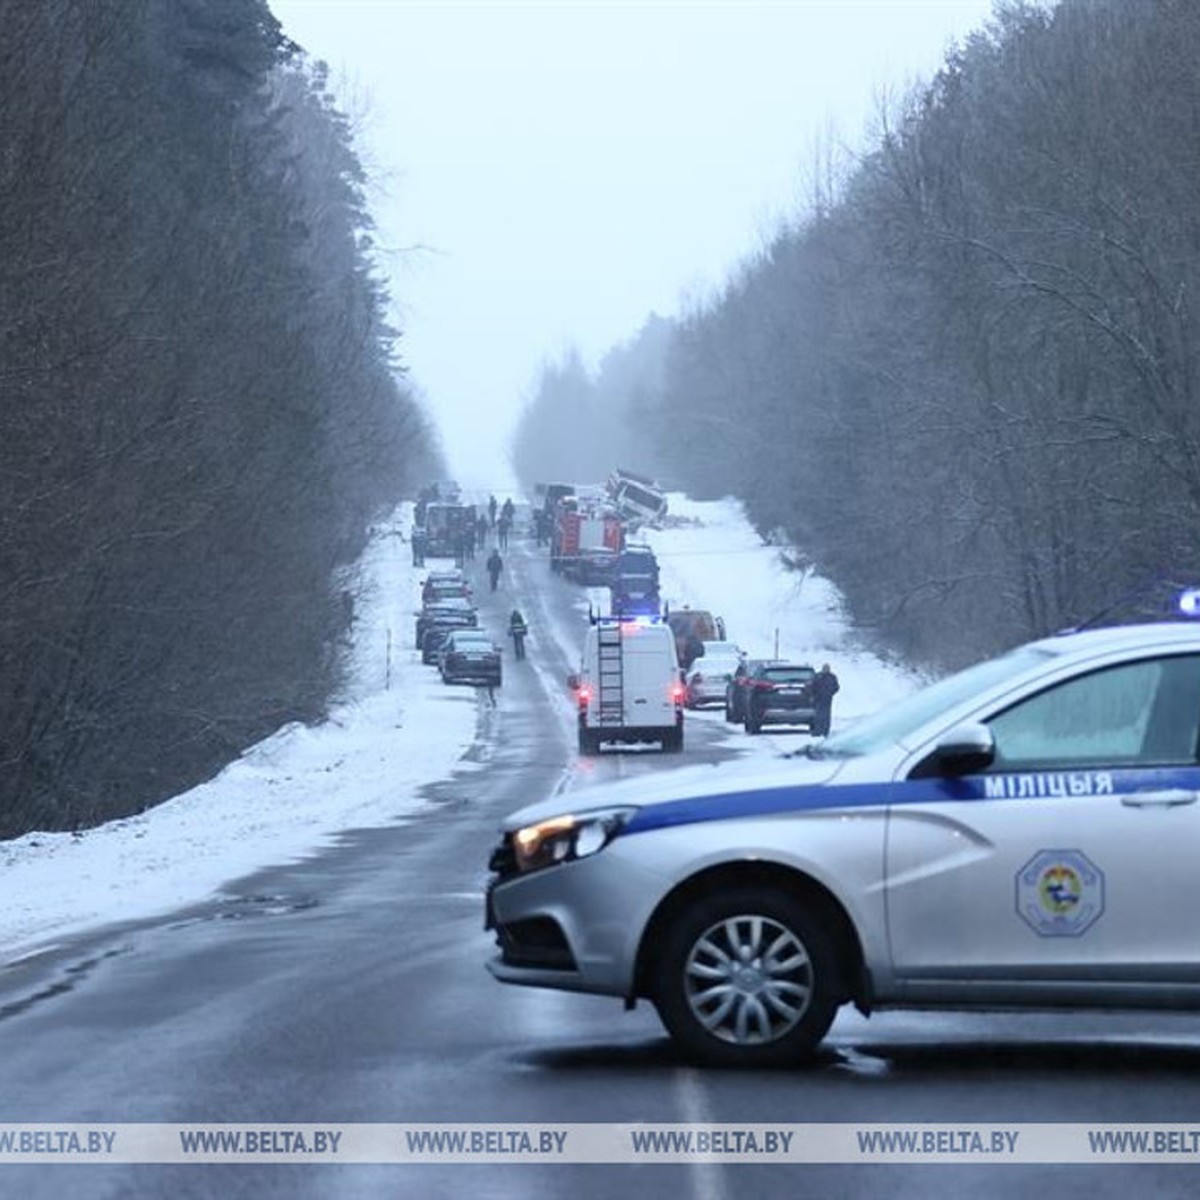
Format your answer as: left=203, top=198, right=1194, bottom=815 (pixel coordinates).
left=485, top=842, right=666, bottom=998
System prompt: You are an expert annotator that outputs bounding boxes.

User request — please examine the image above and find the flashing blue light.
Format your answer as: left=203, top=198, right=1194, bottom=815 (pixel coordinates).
left=1179, top=589, right=1200, bottom=617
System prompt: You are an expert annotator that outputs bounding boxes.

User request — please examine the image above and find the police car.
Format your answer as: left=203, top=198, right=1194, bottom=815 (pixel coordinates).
left=486, top=614, right=1200, bottom=1066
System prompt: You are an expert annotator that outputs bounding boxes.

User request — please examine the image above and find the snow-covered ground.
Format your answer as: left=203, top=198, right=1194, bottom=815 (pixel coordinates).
left=642, top=495, right=921, bottom=727
left=0, top=504, right=481, bottom=962
left=1, top=494, right=920, bottom=962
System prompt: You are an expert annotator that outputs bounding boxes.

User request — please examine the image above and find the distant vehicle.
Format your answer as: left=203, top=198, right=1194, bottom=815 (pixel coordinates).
left=440, top=629, right=502, bottom=687
left=606, top=468, right=667, bottom=527
left=423, top=502, right=474, bottom=557
left=421, top=614, right=480, bottom=664
left=552, top=497, right=623, bottom=582
left=665, top=608, right=726, bottom=670
left=415, top=596, right=477, bottom=652
left=608, top=544, right=660, bottom=617
left=571, top=616, right=683, bottom=755
left=742, top=661, right=817, bottom=734
left=422, top=570, right=471, bottom=605
left=725, top=658, right=785, bottom=723
left=684, top=641, right=745, bottom=708
left=537, top=482, right=576, bottom=524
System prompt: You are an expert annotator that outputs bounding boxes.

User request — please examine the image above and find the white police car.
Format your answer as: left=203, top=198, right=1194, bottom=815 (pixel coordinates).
left=486, top=617, right=1200, bottom=1066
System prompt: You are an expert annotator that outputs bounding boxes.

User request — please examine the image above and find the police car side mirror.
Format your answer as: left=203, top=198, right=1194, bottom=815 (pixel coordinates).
left=926, top=722, right=995, bottom=777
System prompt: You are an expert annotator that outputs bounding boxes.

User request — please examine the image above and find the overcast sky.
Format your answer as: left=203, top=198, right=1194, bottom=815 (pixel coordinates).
left=270, top=0, right=997, bottom=491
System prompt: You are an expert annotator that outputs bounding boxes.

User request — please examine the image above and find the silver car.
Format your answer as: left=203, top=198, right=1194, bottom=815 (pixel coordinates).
left=486, top=619, right=1200, bottom=1066
left=684, top=642, right=745, bottom=709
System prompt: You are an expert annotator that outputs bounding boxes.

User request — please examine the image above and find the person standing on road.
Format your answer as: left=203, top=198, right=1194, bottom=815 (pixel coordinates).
left=811, top=663, right=840, bottom=736
left=487, top=548, right=503, bottom=592
left=497, top=513, right=511, bottom=548
left=488, top=494, right=498, bottom=528
left=509, top=609, right=528, bottom=660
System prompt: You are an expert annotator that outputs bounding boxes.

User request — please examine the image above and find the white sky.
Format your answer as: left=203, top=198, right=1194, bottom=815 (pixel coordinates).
left=269, top=0, right=997, bottom=489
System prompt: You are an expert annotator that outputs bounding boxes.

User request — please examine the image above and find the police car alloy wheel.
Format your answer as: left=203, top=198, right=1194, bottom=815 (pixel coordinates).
left=653, top=887, right=837, bottom=1067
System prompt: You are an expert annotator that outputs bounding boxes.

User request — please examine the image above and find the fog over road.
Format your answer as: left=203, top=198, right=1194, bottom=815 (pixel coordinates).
left=4, top=532, right=1200, bottom=1198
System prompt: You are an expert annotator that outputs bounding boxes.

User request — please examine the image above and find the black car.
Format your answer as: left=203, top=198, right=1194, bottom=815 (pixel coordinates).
left=725, top=658, right=784, bottom=723
left=415, top=597, right=476, bottom=650
left=741, top=662, right=817, bottom=733
left=439, top=629, right=502, bottom=686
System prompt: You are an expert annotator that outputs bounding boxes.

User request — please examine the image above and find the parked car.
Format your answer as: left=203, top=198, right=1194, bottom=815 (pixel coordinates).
left=415, top=596, right=476, bottom=649
left=440, top=629, right=502, bottom=687
left=684, top=641, right=745, bottom=708
left=725, top=658, right=784, bottom=723
left=422, top=569, right=470, bottom=605
left=743, top=661, right=817, bottom=733
left=486, top=614, right=1200, bottom=1067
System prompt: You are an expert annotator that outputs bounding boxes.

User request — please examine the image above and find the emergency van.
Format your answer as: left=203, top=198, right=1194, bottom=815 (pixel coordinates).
left=570, top=616, right=684, bottom=755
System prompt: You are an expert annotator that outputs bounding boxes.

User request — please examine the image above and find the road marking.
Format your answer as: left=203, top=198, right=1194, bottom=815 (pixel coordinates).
left=675, top=1068, right=730, bottom=1200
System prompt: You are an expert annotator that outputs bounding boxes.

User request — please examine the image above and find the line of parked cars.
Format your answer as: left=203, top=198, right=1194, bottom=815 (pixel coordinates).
left=415, top=568, right=503, bottom=687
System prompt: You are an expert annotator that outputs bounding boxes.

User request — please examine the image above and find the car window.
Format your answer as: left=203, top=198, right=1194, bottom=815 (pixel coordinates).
left=821, top=645, right=1055, bottom=757
left=985, top=654, right=1200, bottom=769
left=762, top=667, right=813, bottom=683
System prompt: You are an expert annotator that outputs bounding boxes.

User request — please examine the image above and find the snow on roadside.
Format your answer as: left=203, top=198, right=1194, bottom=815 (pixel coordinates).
left=1, top=492, right=922, bottom=961
left=642, top=494, right=922, bottom=727
left=0, top=504, right=480, bottom=961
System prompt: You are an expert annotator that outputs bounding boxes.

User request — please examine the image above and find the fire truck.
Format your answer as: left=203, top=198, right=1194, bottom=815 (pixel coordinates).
left=550, top=496, right=623, bottom=583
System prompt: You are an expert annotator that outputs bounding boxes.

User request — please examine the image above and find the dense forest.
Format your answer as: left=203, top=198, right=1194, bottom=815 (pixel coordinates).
left=513, top=0, right=1200, bottom=669
left=0, top=0, right=438, bottom=837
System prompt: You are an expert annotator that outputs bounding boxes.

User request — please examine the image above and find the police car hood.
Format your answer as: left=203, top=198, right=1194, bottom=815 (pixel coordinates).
left=500, top=753, right=847, bottom=831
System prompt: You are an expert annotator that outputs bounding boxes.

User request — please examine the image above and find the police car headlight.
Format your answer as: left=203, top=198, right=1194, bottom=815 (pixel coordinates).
left=512, top=807, right=636, bottom=874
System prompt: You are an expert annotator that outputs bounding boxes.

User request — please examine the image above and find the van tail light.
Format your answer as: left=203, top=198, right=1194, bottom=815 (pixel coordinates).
left=578, top=685, right=592, bottom=705
left=670, top=683, right=685, bottom=703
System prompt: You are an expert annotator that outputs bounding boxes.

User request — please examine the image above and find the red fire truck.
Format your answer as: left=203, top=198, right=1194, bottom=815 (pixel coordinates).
left=551, top=497, right=623, bottom=583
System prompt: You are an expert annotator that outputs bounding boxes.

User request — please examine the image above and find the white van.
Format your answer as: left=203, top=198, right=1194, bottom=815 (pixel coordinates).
left=571, top=618, right=683, bottom=755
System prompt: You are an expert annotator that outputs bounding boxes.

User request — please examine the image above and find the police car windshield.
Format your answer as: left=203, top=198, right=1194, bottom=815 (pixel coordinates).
left=816, top=645, right=1055, bottom=757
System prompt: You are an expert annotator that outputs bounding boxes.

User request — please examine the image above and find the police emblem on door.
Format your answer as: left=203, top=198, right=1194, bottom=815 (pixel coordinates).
left=1015, top=849, right=1104, bottom=936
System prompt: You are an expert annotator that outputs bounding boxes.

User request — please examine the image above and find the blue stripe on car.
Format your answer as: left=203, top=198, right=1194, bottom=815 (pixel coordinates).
left=619, top=767, right=1200, bottom=837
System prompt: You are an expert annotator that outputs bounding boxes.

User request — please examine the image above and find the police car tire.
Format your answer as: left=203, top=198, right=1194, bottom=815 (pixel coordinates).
left=653, top=887, right=838, bottom=1068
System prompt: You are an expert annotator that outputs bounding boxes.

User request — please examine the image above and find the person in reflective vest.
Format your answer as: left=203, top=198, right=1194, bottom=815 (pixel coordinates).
left=509, top=609, right=529, bottom=660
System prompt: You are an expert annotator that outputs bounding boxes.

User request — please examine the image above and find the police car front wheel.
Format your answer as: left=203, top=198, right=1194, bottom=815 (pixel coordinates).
left=653, top=887, right=838, bottom=1067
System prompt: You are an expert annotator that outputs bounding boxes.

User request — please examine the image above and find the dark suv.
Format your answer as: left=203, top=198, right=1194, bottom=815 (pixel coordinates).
left=741, top=662, right=816, bottom=733
left=725, top=658, right=782, bottom=723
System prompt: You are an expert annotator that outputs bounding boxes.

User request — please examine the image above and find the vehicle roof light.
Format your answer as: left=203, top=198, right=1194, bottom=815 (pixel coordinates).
left=1180, top=588, right=1200, bottom=617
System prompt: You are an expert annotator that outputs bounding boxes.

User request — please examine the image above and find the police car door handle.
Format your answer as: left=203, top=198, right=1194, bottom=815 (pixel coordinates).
left=1120, top=790, right=1198, bottom=808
